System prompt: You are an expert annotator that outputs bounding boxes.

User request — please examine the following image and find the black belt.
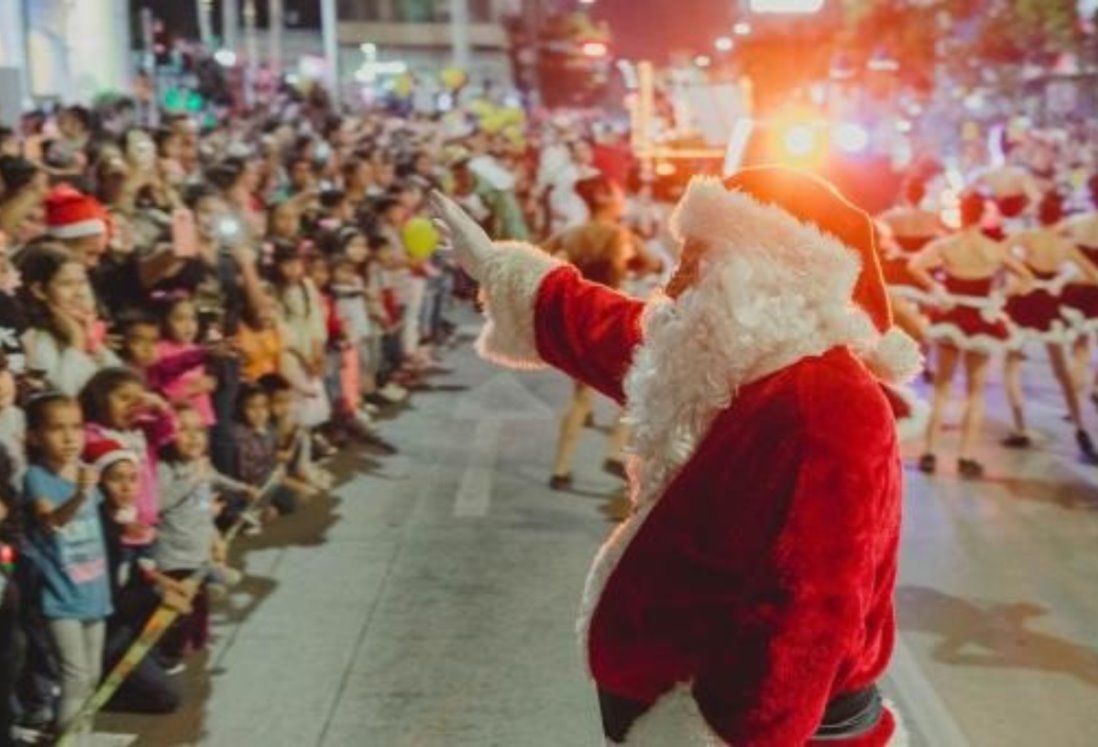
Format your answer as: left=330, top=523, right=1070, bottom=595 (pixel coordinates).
left=813, top=684, right=883, bottom=740
left=599, top=683, right=882, bottom=743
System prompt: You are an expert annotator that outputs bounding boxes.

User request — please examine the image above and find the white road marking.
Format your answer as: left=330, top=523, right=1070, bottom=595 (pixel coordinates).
left=886, top=634, right=971, bottom=747
left=453, top=419, right=503, bottom=517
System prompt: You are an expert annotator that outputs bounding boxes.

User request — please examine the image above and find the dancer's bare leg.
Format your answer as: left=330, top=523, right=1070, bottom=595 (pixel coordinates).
left=552, top=383, right=593, bottom=479
left=959, top=350, right=990, bottom=462
left=924, top=344, right=959, bottom=457
left=1003, top=351, right=1027, bottom=437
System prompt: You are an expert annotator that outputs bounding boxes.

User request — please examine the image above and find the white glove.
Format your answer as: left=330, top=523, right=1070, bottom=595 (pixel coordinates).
left=428, top=190, right=495, bottom=282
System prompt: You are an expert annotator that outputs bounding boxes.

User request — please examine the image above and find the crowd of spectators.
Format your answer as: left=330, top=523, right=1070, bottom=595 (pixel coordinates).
left=0, top=83, right=597, bottom=742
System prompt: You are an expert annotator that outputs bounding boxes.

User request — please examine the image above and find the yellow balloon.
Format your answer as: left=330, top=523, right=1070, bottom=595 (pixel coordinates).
left=468, top=99, right=495, bottom=118
left=440, top=67, right=468, bottom=91
left=481, top=111, right=508, bottom=134
left=500, top=106, right=526, bottom=127
left=402, top=217, right=440, bottom=261
left=392, top=73, right=414, bottom=98
left=503, top=124, right=525, bottom=148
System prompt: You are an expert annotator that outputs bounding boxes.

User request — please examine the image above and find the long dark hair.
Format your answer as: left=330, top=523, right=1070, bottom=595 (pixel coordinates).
left=15, top=242, right=82, bottom=347
left=78, top=367, right=144, bottom=428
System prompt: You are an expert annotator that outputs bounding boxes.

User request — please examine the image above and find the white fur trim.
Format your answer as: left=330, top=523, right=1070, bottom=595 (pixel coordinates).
left=888, top=385, right=930, bottom=443
left=49, top=219, right=106, bottom=239
left=885, top=699, right=909, bottom=747
left=1061, top=306, right=1098, bottom=334
left=671, top=178, right=862, bottom=304
left=860, top=327, right=923, bottom=385
left=474, top=241, right=562, bottom=370
left=925, top=322, right=1016, bottom=354
left=605, top=685, right=721, bottom=746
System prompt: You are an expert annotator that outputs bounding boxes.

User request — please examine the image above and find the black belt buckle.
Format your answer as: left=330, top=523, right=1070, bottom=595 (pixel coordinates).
left=813, top=684, right=883, bottom=741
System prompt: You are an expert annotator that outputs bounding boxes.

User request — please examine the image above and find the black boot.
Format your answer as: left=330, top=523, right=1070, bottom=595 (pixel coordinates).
left=1076, top=429, right=1097, bottom=462
left=549, top=473, right=574, bottom=491
left=958, top=458, right=985, bottom=480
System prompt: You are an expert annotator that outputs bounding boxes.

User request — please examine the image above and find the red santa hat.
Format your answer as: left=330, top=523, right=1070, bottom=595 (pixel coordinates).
left=670, top=166, right=921, bottom=384
left=82, top=438, right=139, bottom=475
left=45, top=185, right=108, bottom=240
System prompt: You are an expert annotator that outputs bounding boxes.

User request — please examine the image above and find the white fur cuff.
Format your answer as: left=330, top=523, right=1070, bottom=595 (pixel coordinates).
left=861, top=327, right=923, bottom=385
left=475, top=241, right=563, bottom=369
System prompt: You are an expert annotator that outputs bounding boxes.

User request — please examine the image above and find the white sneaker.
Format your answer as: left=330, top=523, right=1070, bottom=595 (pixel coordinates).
left=355, top=410, right=376, bottom=431
left=360, top=402, right=380, bottom=416
left=379, top=383, right=409, bottom=402
left=304, top=466, right=334, bottom=491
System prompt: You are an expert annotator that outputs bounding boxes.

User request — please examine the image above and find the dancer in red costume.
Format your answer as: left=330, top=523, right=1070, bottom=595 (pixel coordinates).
left=430, top=167, right=921, bottom=746
left=910, top=192, right=1032, bottom=479
left=876, top=179, right=943, bottom=344
left=1063, top=176, right=1098, bottom=400
left=1001, top=191, right=1098, bottom=456
left=973, top=145, right=1041, bottom=235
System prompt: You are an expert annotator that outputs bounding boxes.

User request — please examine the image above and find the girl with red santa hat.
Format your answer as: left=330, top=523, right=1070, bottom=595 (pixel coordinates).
left=432, top=166, right=920, bottom=746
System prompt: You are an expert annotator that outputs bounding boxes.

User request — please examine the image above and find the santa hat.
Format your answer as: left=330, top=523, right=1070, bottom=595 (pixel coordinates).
left=45, top=185, right=108, bottom=240
left=670, top=166, right=921, bottom=384
left=83, top=438, right=139, bottom=474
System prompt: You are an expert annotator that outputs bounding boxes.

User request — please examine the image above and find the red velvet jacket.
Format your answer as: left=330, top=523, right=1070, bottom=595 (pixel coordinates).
left=534, top=266, right=902, bottom=746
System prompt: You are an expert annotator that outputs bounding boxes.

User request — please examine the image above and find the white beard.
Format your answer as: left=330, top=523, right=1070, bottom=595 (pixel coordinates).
left=576, top=247, right=879, bottom=653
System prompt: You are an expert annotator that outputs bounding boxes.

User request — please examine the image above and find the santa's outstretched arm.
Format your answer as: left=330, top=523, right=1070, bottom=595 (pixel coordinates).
left=431, top=192, right=645, bottom=404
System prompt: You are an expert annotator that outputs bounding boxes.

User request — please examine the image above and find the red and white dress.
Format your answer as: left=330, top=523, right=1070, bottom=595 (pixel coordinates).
left=925, top=274, right=1014, bottom=353
left=881, top=235, right=935, bottom=303
left=1062, top=245, right=1098, bottom=334
left=1004, top=269, right=1074, bottom=345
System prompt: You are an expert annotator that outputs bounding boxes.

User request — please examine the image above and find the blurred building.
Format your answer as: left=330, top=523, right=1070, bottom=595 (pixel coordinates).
left=0, top=0, right=133, bottom=115
left=336, top=0, right=515, bottom=85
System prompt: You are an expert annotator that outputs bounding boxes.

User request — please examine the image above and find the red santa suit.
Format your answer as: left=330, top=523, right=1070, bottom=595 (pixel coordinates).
left=466, top=169, right=921, bottom=745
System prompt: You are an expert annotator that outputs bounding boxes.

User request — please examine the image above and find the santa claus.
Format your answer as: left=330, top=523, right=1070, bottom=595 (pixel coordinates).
left=430, top=166, right=920, bottom=746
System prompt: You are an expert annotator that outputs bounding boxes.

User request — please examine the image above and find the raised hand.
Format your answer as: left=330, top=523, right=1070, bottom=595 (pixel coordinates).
left=428, top=190, right=495, bottom=282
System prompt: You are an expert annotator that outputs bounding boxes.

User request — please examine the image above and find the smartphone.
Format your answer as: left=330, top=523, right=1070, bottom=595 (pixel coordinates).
left=171, top=208, right=198, bottom=258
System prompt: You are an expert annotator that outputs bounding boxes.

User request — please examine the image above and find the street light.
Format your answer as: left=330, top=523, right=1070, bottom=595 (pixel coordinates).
left=749, top=0, right=825, bottom=12
left=581, top=41, right=609, bottom=58
left=715, top=36, right=734, bottom=52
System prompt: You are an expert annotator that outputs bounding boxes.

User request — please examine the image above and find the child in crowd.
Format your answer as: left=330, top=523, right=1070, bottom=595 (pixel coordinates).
left=231, top=384, right=295, bottom=519
left=0, top=362, right=25, bottom=489
left=92, top=435, right=189, bottom=714
left=155, top=403, right=253, bottom=671
left=235, top=291, right=284, bottom=383
left=155, top=294, right=217, bottom=426
left=259, top=374, right=332, bottom=493
left=18, top=242, right=120, bottom=395
left=21, top=393, right=111, bottom=736
left=331, top=253, right=406, bottom=409
left=269, top=241, right=334, bottom=454
left=80, top=367, right=177, bottom=548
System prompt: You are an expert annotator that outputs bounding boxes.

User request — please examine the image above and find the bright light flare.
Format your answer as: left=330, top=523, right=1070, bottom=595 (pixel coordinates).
left=581, top=41, right=608, bottom=58
left=733, top=22, right=752, bottom=35
left=749, top=0, right=825, bottom=13
left=214, top=48, right=237, bottom=67
left=715, top=36, right=734, bottom=52
left=783, top=124, right=817, bottom=157
left=694, top=55, right=712, bottom=68
left=833, top=123, right=869, bottom=154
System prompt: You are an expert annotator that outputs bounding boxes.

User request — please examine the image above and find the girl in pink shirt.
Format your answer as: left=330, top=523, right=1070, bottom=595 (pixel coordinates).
left=155, top=294, right=217, bottom=426
left=80, top=367, right=177, bottom=542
